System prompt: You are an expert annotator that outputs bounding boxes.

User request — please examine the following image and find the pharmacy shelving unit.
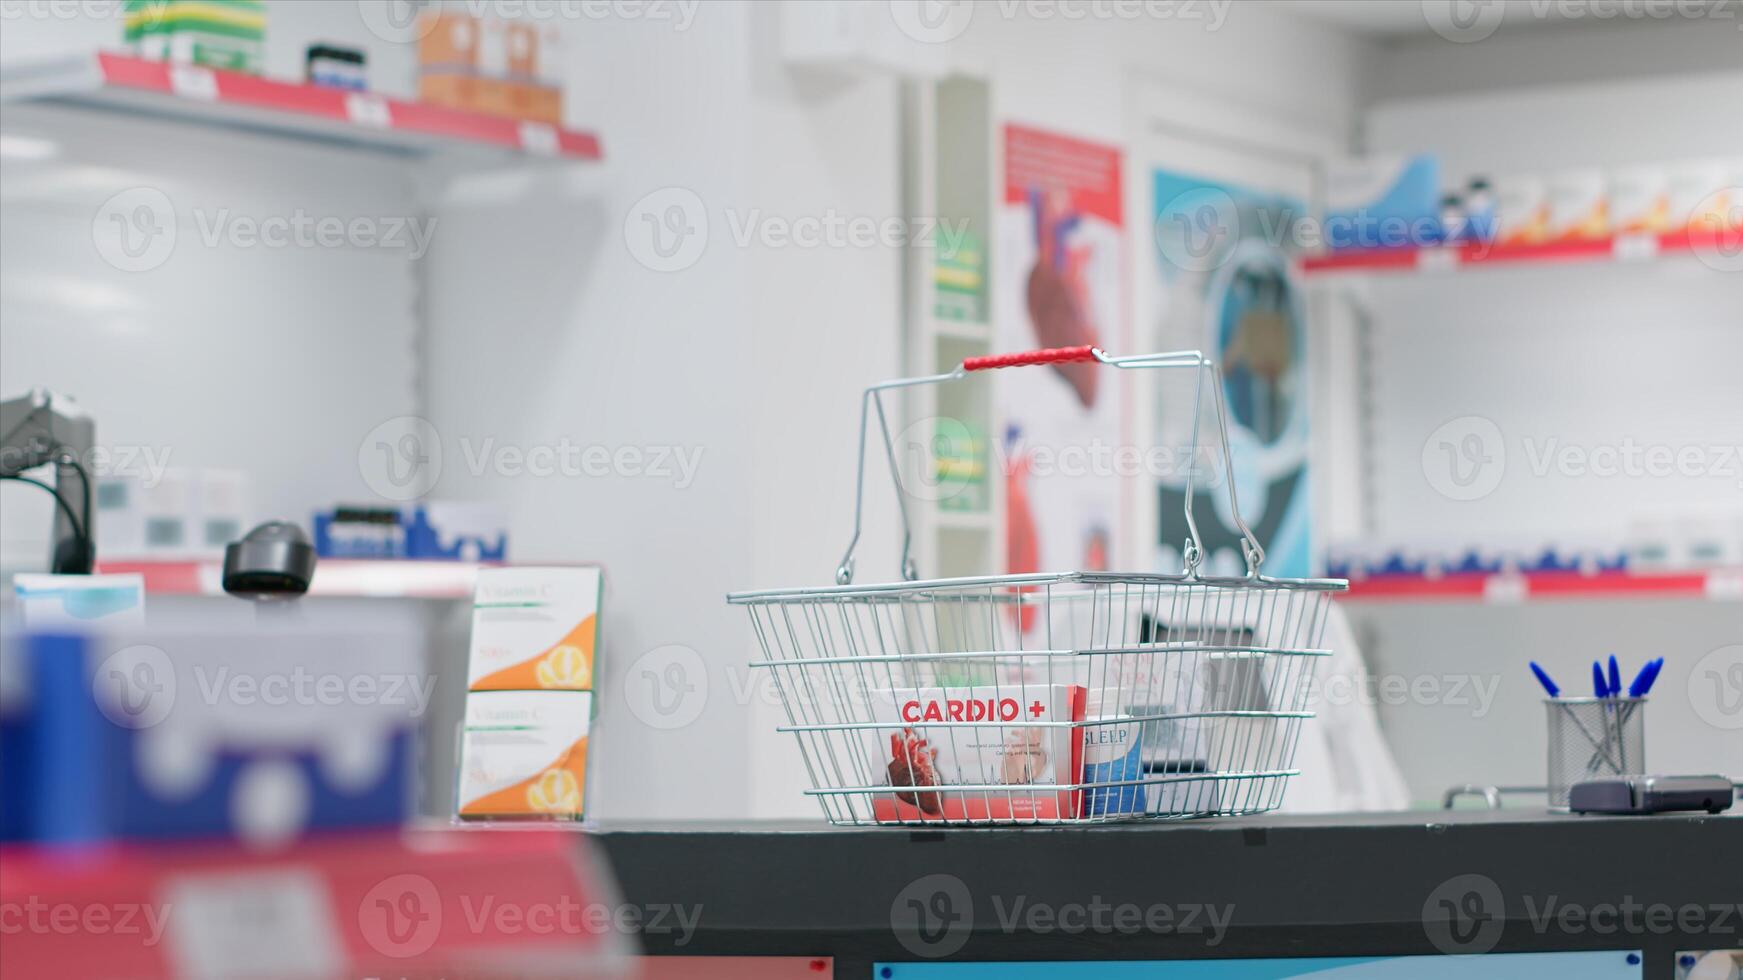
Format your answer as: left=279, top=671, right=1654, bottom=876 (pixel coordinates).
left=0, top=51, right=602, bottom=161
left=2, top=49, right=606, bottom=603
left=1297, top=227, right=1726, bottom=276
left=94, top=556, right=499, bottom=599
left=1339, top=566, right=1743, bottom=603
left=899, top=74, right=1003, bottom=580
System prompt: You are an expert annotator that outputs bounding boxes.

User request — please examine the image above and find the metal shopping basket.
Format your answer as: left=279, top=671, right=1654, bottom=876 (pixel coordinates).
left=728, top=346, right=1347, bottom=825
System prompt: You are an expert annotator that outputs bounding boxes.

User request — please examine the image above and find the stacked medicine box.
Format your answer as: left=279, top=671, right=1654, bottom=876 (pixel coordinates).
left=456, top=567, right=601, bottom=821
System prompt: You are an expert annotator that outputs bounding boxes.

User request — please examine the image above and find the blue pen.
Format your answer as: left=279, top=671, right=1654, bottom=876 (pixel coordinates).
left=1637, top=658, right=1664, bottom=697
left=1529, top=662, right=1561, bottom=698
left=1607, top=655, right=1621, bottom=700
left=1593, top=662, right=1608, bottom=698
left=1626, top=658, right=1656, bottom=698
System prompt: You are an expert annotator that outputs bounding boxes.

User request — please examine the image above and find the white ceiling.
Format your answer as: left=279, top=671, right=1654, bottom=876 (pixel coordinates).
left=1272, top=0, right=1741, bottom=37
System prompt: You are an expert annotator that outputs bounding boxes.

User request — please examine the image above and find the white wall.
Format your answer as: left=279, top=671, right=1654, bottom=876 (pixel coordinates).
left=1360, top=69, right=1743, bottom=551
left=1341, top=32, right=1743, bottom=802
left=2, top=0, right=1384, bottom=821
left=425, top=2, right=1382, bottom=820
left=1365, top=15, right=1743, bottom=106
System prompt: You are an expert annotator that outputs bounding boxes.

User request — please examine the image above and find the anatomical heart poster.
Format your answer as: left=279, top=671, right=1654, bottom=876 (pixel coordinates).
left=996, top=124, right=1128, bottom=629
left=1150, top=168, right=1312, bottom=578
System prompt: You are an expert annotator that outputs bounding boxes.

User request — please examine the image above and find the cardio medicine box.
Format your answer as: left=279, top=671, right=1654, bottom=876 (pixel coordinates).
left=458, top=690, right=591, bottom=820
left=468, top=567, right=601, bottom=692
left=866, top=684, right=1085, bottom=823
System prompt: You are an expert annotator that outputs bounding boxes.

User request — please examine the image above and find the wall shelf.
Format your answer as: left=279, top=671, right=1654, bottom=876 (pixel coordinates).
left=0, top=52, right=602, bottom=161
left=1339, top=567, right=1743, bottom=604
left=97, top=557, right=498, bottom=599
left=1298, top=228, right=1724, bottom=276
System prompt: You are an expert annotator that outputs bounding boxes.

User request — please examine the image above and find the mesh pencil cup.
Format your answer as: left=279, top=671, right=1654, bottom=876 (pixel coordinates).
left=1545, top=697, right=1645, bottom=809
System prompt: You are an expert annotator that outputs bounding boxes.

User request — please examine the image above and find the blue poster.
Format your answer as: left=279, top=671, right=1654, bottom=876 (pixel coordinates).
left=1150, top=170, right=1313, bottom=579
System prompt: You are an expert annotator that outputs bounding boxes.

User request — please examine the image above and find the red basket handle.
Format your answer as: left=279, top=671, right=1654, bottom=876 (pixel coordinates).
left=962, top=345, right=1101, bottom=372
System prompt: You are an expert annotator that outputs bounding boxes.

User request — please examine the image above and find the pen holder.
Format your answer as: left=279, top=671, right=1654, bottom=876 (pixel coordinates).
left=1546, top=697, right=1645, bottom=809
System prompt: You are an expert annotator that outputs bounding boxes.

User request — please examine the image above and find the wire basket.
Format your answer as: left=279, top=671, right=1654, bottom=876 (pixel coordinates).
left=728, top=347, right=1347, bottom=825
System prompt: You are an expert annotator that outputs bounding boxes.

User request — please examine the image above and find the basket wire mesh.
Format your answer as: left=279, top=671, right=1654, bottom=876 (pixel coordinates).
left=729, top=348, right=1348, bottom=825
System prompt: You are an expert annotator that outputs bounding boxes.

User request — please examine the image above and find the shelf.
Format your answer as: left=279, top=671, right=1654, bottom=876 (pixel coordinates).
left=0, top=829, right=625, bottom=978
left=0, top=52, right=602, bottom=161
left=96, top=557, right=500, bottom=599
left=1297, top=228, right=1723, bottom=276
left=1339, top=567, right=1743, bottom=604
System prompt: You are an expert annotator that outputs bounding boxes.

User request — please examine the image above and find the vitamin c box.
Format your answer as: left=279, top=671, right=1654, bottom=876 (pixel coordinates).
left=468, top=567, right=601, bottom=692
left=458, top=690, right=591, bottom=820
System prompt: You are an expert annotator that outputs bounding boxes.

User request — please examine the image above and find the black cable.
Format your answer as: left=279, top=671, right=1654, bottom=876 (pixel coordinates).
left=1, top=474, right=86, bottom=544
left=61, top=453, right=97, bottom=568
left=61, top=453, right=94, bottom=559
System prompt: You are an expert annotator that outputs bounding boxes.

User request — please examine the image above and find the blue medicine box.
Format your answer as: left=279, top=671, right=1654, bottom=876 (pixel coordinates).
left=0, top=621, right=419, bottom=845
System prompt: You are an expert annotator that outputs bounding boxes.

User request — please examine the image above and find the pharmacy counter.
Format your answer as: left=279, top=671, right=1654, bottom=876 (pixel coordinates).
left=592, top=809, right=1740, bottom=979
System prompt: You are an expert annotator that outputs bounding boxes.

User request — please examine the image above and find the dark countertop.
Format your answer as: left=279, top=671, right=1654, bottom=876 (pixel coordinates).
left=591, top=810, right=1741, bottom=976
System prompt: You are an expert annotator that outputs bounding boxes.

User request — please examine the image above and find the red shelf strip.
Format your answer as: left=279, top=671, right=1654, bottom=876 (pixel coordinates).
left=93, top=52, right=601, bottom=160
left=1339, top=568, right=1736, bottom=603
left=1298, top=229, right=1721, bottom=275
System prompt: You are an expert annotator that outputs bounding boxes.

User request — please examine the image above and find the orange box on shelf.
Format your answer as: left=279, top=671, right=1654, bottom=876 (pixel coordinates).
left=503, top=21, right=539, bottom=77
left=419, top=71, right=483, bottom=113
left=469, top=76, right=562, bottom=125
left=468, top=566, right=601, bottom=692
left=458, top=691, right=591, bottom=820
left=418, top=10, right=480, bottom=71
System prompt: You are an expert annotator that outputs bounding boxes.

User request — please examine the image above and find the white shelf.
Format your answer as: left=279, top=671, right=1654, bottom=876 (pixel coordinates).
left=0, top=52, right=602, bottom=162
left=96, top=558, right=508, bottom=599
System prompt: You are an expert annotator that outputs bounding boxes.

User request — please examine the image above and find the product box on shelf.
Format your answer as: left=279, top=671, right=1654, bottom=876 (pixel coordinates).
left=403, top=501, right=508, bottom=561
left=419, top=11, right=563, bottom=124
left=1323, top=154, right=1441, bottom=251
left=306, top=43, right=367, bottom=91
left=1609, top=166, right=1670, bottom=235
left=1545, top=169, right=1609, bottom=241
left=125, top=0, right=266, bottom=75
left=313, top=506, right=405, bottom=559
left=467, top=566, right=600, bottom=692
left=418, top=9, right=483, bottom=112
left=1492, top=175, right=1550, bottom=246
left=96, top=468, right=250, bottom=559
left=0, top=624, right=32, bottom=841
left=194, top=468, right=248, bottom=552
left=867, top=684, right=1085, bottom=823
left=12, top=574, right=144, bottom=627
left=476, top=19, right=563, bottom=124
left=1666, top=160, right=1734, bottom=235
left=0, top=609, right=422, bottom=845
left=458, top=690, right=592, bottom=820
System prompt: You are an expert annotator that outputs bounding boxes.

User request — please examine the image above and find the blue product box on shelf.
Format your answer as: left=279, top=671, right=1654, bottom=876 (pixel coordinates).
left=312, top=507, right=405, bottom=559
left=403, top=501, right=508, bottom=561
left=0, top=624, right=36, bottom=841
left=0, top=607, right=423, bottom=845
left=1324, top=154, right=1442, bottom=251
